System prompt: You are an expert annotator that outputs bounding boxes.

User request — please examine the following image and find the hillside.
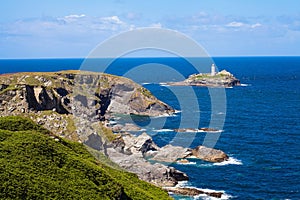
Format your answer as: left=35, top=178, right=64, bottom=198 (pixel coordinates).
left=0, top=116, right=172, bottom=200
left=0, top=70, right=174, bottom=141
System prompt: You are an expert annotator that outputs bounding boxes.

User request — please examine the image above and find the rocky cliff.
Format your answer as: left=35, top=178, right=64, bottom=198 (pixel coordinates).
left=0, top=70, right=188, bottom=188
left=0, top=70, right=228, bottom=198
left=0, top=71, right=174, bottom=118
left=0, top=71, right=174, bottom=140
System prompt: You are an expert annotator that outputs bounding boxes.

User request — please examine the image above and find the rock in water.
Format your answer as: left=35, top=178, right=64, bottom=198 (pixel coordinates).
left=164, top=187, right=223, bottom=198
left=191, top=145, right=228, bottom=162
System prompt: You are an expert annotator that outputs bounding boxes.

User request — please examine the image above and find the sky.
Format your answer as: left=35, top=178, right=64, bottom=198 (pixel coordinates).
left=1, top=0, right=300, bottom=58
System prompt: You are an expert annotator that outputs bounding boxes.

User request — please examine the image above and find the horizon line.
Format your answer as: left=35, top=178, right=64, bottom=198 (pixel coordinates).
left=1, top=55, right=300, bottom=60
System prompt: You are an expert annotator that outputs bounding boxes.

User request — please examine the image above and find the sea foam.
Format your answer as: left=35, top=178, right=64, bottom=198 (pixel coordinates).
left=213, top=157, right=243, bottom=166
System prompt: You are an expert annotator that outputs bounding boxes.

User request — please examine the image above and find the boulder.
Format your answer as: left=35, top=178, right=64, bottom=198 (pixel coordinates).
left=121, top=132, right=159, bottom=155
left=151, top=145, right=192, bottom=163
left=164, top=187, right=223, bottom=198
left=106, top=147, right=188, bottom=187
left=191, top=145, right=228, bottom=162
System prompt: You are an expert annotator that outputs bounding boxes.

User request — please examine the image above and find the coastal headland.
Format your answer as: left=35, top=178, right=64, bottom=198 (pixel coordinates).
left=0, top=70, right=230, bottom=198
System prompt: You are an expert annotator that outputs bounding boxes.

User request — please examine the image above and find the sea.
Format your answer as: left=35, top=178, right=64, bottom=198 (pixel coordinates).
left=0, top=57, right=299, bottom=200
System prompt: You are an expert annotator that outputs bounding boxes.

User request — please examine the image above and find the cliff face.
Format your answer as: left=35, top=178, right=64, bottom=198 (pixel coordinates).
left=0, top=71, right=173, bottom=118
left=0, top=71, right=189, bottom=190
left=0, top=71, right=174, bottom=143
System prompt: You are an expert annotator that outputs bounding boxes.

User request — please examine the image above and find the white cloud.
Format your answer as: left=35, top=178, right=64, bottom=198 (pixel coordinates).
left=65, top=14, right=86, bottom=19
left=100, top=16, right=124, bottom=25
left=226, top=21, right=245, bottom=27
left=59, top=14, right=86, bottom=23
left=251, top=23, right=262, bottom=28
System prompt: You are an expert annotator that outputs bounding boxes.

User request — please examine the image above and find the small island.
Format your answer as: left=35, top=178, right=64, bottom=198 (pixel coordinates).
left=169, top=64, right=241, bottom=87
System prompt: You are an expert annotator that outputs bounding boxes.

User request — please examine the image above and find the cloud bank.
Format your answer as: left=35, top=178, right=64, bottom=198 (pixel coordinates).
left=0, top=11, right=300, bottom=57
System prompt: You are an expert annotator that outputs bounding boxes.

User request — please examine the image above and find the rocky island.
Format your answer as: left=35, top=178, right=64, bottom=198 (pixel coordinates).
left=169, top=64, right=241, bottom=87
left=0, top=70, right=229, bottom=199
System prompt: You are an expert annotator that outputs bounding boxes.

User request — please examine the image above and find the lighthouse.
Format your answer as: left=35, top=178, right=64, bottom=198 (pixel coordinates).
left=211, top=64, right=216, bottom=76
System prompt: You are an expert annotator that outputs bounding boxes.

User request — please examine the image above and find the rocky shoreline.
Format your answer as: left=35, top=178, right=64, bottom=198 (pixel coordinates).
left=0, top=70, right=229, bottom=199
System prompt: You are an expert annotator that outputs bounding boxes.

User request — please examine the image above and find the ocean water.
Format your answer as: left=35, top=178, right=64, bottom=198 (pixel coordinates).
left=0, top=57, right=299, bottom=199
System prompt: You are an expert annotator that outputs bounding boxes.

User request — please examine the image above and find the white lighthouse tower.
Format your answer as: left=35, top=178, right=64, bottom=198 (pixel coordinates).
left=211, top=64, right=216, bottom=76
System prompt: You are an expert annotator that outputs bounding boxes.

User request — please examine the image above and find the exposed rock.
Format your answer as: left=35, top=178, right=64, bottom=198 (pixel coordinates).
left=0, top=71, right=174, bottom=121
left=120, top=123, right=142, bottom=132
left=191, top=145, right=229, bottom=162
left=176, top=159, right=190, bottom=164
left=164, top=187, right=223, bottom=198
left=151, top=145, right=191, bottom=163
left=106, top=147, right=188, bottom=187
left=118, top=132, right=160, bottom=155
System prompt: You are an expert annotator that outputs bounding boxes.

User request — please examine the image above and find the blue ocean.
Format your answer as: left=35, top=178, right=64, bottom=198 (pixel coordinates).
left=0, top=57, right=299, bottom=199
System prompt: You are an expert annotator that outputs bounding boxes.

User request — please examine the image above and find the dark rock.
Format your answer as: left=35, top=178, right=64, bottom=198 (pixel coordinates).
left=0, top=84, right=8, bottom=91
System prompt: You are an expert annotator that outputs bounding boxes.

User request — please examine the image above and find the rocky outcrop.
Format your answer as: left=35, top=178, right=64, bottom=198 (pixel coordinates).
left=151, top=145, right=191, bottom=163
left=0, top=70, right=229, bottom=196
left=191, top=145, right=229, bottom=162
left=164, top=187, right=223, bottom=198
left=0, top=71, right=174, bottom=121
left=106, top=132, right=189, bottom=187
left=169, top=69, right=240, bottom=87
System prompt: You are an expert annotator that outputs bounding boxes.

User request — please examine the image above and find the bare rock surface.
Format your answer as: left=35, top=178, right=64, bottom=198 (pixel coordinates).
left=164, top=187, right=223, bottom=198
left=191, top=145, right=229, bottom=162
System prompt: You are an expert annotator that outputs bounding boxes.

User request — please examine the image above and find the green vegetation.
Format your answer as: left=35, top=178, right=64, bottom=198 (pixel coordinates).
left=191, top=73, right=226, bottom=80
left=0, top=116, right=171, bottom=200
left=138, top=87, right=153, bottom=98
left=98, top=123, right=119, bottom=142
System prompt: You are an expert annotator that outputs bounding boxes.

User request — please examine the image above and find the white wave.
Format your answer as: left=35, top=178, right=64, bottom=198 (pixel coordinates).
left=159, top=82, right=170, bottom=87
left=141, top=82, right=151, bottom=85
left=213, top=157, right=243, bottom=166
left=240, top=83, right=250, bottom=87
left=176, top=161, right=197, bottom=165
left=194, top=188, right=231, bottom=200
left=194, top=192, right=232, bottom=200
left=175, top=110, right=182, bottom=114
left=196, top=163, right=214, bottom=168
left=197, top=129, right=224, bottom=133
left=151, top=113, right=173, bottom=118
left=170, top=182, right=232, bottom=200
left=176, top=181, right=190, bottom=187
left=174, top=186, right=232, bottom=200
left=154, top=129, right=174, bottom=132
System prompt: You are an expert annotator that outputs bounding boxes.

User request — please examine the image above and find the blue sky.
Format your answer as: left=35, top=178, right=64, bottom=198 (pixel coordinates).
left=1, top=0, right=300, bottom=58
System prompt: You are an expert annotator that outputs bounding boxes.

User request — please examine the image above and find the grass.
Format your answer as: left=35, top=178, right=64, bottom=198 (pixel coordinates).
left=191, top=73, right=227, bottom=80
left=0, top=116, right=172, bottom=200
left=138, top=87, right=153, bottom=99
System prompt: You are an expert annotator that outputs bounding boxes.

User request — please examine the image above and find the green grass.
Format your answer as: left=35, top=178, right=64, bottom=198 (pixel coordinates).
left=0, top=116, right=172, bottom=200
left=138, top=87, right=153, bottom=98
left=191, top=73, right=226, bottom=80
